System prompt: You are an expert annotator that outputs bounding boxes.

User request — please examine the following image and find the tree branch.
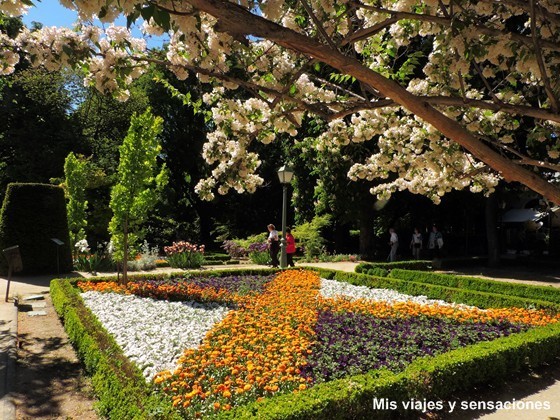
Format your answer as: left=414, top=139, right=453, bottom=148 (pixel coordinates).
left=298, top=0, right=338, bottom=50
left=479, top=135, right=560, bottom=172
left=140, top=56, right=332, bottom=119
left=348, top=1, right=560, bottom=52
left=478, top=0, right=560, bottom=26
left=341, top=16, right=398, bottom=46
left=327, top=95, right=560, bottom=123
left=530, top=0, right=560, bottom=112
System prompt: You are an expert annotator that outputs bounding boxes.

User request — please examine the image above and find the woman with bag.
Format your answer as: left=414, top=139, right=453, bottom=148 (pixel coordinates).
left=410, top=227, right=423, bottom=260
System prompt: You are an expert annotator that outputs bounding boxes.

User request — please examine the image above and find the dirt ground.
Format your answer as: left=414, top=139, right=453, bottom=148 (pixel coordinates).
left=12, top=295, right=97, bottom=419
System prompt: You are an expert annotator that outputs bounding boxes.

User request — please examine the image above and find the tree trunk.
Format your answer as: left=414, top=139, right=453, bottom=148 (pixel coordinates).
left=197, top=201, right=213, bottom=246
left=358, top=202, right=375, bottom=259
left=122, top=218, right=128, bottom=285
left=188, top=0, right=560, bottom=205
left=485, top=193, right=500, bottom=267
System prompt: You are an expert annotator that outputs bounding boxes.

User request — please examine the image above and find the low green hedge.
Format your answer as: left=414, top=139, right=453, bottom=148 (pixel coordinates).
left=312, top=269, right=560, bottom=311
left=431, top=256, right=488, bottom=269
left=203, top=254, right=232, bottom=263
left=355, top=261, right=432, bottom=274
left=50, top=279, right=180, bottom=419
left=390, top=269, right=560, bottom=305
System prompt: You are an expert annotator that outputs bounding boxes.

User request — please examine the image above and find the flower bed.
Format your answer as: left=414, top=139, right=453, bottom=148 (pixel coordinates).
left=73, top=269, right=560, bottom=418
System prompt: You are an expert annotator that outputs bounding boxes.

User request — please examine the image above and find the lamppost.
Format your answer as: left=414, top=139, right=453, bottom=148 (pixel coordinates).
left=277, top=165, right=294, bottom=269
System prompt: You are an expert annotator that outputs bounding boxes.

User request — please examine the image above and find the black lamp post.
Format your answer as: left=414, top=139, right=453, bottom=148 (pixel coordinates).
left=277, top=165, right=294, bottom=269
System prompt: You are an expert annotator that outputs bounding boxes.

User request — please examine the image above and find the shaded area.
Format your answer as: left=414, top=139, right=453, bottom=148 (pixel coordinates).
left=12, top=296, right=97, bottom=419
left=446, top=265, right=560, bottom=287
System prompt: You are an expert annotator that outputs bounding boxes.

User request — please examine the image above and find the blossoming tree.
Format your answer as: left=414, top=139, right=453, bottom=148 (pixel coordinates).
left=2, top=0, right=560, bottom=204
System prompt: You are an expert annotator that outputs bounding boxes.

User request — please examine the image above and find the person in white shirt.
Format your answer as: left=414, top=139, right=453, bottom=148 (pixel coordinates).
left=388, top=228, right=399, bottom=262
left=267, top=224, right=280, bottom=268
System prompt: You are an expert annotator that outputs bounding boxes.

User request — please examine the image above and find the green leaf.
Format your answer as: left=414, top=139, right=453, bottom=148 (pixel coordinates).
left=152, top=7, right=171, bottom=32
left=140, top=4, right=155, bottom=21
left=126, top=10, right=141, bottom=29
left=98, top=6, right=107, bottom=19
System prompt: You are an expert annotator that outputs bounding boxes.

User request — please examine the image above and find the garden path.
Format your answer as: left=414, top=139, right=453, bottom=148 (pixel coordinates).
left=0, top=262, right=559, bottom=419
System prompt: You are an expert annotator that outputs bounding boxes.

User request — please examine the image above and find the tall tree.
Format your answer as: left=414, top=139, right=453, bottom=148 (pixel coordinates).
left=109, top=109, right=168, bottom=284
left=0, top=66, right=85, bottom=198
left=63, top=152, right=89, bottom=255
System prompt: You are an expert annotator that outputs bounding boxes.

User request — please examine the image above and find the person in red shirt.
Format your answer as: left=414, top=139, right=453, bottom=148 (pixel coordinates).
left=285, top=228, right=296, bottom=267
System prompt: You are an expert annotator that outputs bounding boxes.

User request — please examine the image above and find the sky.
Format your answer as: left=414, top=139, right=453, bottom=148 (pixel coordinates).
left=22, top=1, right=79, bottom=28
left=21, top=1, right=167, bottom=48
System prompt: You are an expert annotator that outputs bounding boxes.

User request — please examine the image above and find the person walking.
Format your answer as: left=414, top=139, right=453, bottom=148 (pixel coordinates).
left=428, top=225, right=444, bottom=258
left=410, top=227, right=423, bottom=260
left=267, top=224, right=280, bottom=268
left=285, top=228, right=296, bottom=267
left=388, top=228, right=399, bottom=262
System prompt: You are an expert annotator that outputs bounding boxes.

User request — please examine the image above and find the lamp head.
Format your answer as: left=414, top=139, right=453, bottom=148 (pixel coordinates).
left=277, top=165, right=294, bottom=184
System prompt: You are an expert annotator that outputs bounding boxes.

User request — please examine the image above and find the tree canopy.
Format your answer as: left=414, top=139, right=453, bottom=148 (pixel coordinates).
left=1, top=1, right=560, bottom=204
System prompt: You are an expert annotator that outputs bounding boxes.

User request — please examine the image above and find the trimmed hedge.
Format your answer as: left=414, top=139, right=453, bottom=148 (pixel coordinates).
left=0, top=183, right=72, bottom=274
left=390, top=269, right=560, bottom=305
left=355, top=261, right=432, bottom=275
left=203, top=253, right=232, bottom=263
left=312, top=269, right=560, bottom=311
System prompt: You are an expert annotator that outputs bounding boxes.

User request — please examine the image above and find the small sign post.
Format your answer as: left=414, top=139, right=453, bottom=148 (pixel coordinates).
left=3, top=245, right=23, bottom=302
left=51, top=238, right=64, bottom=276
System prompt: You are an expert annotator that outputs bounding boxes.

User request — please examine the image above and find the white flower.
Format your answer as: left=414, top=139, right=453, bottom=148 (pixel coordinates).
left=81, top=291, right=231, bottom=382
left=75, top=239, right=90, bottom=253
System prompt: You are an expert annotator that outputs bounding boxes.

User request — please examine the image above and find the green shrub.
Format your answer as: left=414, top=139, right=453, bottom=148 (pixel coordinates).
left=390, top=269, right=560, bottom=305
left=249, top=251, right=270, bottom=265
left=355, top=261, right=432, bottom=274
left=232, top=233, right=268, bottom=250
left=366, top=267, right=389, bottom=277
left=292, top=215, right=331, bottom=258
left=203, top=253, right=231, bottom=263
left=0, top=183, right=72, bottom=274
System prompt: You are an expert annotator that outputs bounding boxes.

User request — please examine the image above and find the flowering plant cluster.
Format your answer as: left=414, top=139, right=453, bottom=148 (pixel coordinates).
left=78, top=270, right=560, bottom=416
left=154, top=270, right=318, bottom=416
left=164, top=241, right=205, bottom=269
left=247, top=241, right=270, bottom=265
left=73, top=240, right=115, bottom=274
left=221, top=240, right=248, bottom=259
left=127, top=241, right=159, bottom=271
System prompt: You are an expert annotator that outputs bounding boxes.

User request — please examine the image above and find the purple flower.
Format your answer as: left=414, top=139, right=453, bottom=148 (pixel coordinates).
left=301, top=310, right=527, bottom=384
